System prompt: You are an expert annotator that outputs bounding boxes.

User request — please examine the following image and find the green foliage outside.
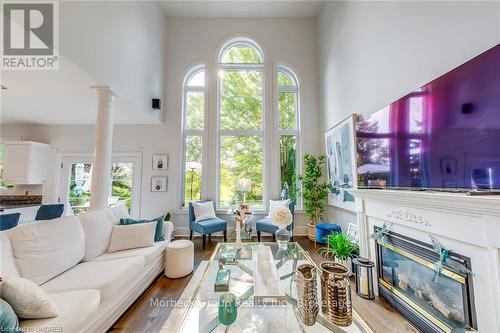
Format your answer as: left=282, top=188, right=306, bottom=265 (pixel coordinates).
left=183, top=46, right=300, bottom=207
left=298, top=154, right=332, bottom=224
left=219, top=46, right=264, bottom=206
left=69, top=162, right=132, bottom=215
left=280, top=136, right=297, bottom=203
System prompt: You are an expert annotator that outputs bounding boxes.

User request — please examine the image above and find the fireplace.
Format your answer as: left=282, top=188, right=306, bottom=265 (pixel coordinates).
left=375, top=227, right=477, bottom=333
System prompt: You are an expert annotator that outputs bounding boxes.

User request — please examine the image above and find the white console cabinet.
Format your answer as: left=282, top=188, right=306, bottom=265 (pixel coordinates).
left=3, top=141, right=52, bottom=184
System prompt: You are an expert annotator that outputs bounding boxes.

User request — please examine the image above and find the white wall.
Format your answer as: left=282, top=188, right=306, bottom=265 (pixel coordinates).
left=0, top=17, right=320, bottom=236
left=1, top=1, right=167, bottom=124
left=318, top=1, right=500, bottom=231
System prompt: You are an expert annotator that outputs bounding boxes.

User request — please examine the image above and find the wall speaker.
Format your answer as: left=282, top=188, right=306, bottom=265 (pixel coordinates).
left=152, top=98, right=161, bottom=110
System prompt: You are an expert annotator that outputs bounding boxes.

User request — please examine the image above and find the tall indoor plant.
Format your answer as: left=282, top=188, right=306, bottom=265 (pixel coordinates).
left=298, top=154, right=332, bottom=240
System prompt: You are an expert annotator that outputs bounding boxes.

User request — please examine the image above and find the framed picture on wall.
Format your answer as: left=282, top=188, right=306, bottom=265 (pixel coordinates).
left=152, top=154, right=168, bottom=170
left=325, top=114, right=358, bottom=211
left=151, top=176, right=167, bottom=192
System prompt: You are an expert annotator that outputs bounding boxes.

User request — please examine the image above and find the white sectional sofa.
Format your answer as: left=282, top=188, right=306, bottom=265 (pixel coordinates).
left=0, top=205, right=174, bottom=333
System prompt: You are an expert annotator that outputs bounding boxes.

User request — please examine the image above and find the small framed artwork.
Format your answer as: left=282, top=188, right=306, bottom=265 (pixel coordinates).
left=152, top=154, right=168, bottom=170
left=151, top=176, right=167, bottom=192
left=347, top=223, right=359, bottom=245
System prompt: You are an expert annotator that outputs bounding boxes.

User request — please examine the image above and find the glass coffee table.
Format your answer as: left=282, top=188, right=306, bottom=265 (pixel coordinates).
left=176, top=242, right=372, bottom=333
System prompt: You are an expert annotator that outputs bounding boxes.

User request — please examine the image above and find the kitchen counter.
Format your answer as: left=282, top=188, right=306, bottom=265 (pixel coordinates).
left=0, top=203, right=41, bottom=212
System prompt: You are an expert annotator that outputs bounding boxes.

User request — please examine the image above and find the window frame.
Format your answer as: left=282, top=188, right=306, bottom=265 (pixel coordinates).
left=180, top=64, right=207, bottom=206
left=276, top=64, right=301, bottom=207
left=216, top=39, right=267, bottom=210
left=57, top=152, right=142, bottom=217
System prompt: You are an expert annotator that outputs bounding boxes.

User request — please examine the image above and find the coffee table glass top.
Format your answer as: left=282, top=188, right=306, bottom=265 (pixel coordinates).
left=176, top=242, right=371, bottom=333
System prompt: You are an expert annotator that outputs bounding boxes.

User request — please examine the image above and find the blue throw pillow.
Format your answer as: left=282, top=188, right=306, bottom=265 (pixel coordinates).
left=0, top=299, right=22, bottom=333
left=120, top=216, right=165, bottom=242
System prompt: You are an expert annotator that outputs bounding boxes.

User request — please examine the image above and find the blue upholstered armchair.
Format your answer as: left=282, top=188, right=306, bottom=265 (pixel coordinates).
left=256, top=202, right=295, bottom=242
left=188, top=201, right=227, bottom=249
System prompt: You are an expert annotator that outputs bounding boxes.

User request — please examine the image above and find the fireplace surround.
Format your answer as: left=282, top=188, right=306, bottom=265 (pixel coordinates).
left=350, top=189, right=500, bottom=332
left=375, top=228, right=476, bottom=333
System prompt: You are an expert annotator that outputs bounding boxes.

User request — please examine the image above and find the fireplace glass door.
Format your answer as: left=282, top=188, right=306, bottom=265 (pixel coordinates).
left=376, top=229, right=476, bottom=333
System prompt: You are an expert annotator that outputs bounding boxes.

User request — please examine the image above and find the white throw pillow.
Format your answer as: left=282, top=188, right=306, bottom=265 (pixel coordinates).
left=107, top=222, right=156, bottom=253
left=79, top=209, right=116, bottom=261
left=8, top=216, right=85, bottom=285
left=1, top=277, right=58, bottom=319
left=192, top=201, right=217, bottom=222
left=266, top=199, right=290, bottom=218
left=109, top=204, right=130, bottom=224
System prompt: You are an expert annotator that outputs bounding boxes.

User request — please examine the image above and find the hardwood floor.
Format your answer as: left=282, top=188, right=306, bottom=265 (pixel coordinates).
left=109, top=236, right=417, bottom=333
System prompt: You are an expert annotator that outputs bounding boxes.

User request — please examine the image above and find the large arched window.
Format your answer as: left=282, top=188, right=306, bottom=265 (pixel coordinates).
left=217, top=38, right=264, bottom=208
left=277, top=65, right=300, bottom=204
left=180, top=38, right=302, bottom=212
left=181, top=65, right=206, bottom=205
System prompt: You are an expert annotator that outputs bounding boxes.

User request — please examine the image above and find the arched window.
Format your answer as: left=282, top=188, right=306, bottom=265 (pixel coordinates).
left=217, top=38, right=265, bottom=208
left=277, top=65, right=300, bottom=204
left=179, top=38, right=302, bottom=212
left=181, top=65, right=206, bottom=205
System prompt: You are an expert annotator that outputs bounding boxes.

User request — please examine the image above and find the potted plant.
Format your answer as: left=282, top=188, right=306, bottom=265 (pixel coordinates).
left=297, top=154, right=332, bottom=240
left=319, top=232, right=359, bottom=270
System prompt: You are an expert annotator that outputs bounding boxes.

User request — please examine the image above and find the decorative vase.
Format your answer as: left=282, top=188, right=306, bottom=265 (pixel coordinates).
left=275, top=228, right=290, bottom=249
left=218, top=292, right=237, bottom=326
left=307, top=222, right=316, bottom=241
left=235, top=221, right=242, bottom=249
left=296, top=264, right=319, bottom=326
left=320, top=261, right=352, bottom=327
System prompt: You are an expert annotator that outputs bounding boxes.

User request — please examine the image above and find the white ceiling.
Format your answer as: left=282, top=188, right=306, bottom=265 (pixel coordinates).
left=160, top=0, right=324, bottom=18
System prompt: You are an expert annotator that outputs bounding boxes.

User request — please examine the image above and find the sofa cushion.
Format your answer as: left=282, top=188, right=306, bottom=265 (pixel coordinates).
left=79, top=209, right=116, bottom=261
left=95, top=241, right=167, bottom=266
left=41, top=257, right=144, bottom=301
left=108, top=204, right=130, bottom=223
left=20, top=289, right=100, bottom=333
left=8, top=216, right=84, bottom=285
left=108, top=222, right=156, bottom=253
left=120, top=216, right=165, bottom=242
left=0, top=232, right=20, bottom=278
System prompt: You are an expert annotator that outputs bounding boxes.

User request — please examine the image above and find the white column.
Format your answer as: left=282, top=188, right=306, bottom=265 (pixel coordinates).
left=89, top=85, right=120, bottom=211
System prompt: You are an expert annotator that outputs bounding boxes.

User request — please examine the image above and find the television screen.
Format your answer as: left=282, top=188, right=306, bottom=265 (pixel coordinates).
left=356, top=44, right=500, bottom=190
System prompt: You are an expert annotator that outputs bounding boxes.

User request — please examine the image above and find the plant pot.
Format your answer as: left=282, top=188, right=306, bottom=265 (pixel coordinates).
left=307, top=222, right=316, bottom=241
left=334, top=257, right=352, bottom=275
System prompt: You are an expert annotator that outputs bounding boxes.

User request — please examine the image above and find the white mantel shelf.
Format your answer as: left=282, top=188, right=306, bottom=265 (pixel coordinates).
left=350, top=188, right=500, bottom=332
left=349, top=189, right=500, bottom=217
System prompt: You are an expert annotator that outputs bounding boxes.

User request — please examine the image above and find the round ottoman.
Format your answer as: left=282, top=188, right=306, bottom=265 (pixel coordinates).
left=315, top=223, right=342, bottom=244
left=165, top=240, right=194, bottom=278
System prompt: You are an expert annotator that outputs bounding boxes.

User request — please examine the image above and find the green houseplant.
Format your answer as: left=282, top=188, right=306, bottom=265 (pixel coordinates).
left=319, top=232, right=359, bottom=268
left=297, top=154, right=332, bottom=240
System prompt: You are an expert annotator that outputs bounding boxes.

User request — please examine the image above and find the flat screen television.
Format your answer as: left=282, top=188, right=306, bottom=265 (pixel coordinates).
left=356, top=44, right=500, bottom=191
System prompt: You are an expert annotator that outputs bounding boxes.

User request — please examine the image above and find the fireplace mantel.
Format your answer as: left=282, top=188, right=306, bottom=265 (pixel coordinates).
left=350, top=189, right=500, bottom=332
left=349, top=189, right=500, bottom=217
